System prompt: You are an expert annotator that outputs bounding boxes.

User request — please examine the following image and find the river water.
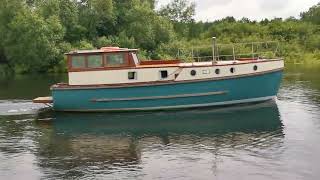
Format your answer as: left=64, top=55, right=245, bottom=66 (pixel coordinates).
left=0, top=65, right=319, bottom=180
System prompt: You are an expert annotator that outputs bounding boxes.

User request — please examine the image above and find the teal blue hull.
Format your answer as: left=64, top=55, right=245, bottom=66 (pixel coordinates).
left=52, top=71, right=283, bottom=111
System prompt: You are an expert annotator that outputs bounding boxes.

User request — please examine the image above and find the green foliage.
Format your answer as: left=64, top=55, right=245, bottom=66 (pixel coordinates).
left=75, top=40, right=95, bottom=50
left=158, top=0, right=195, bottom=38
left=301, top=3, right=320, bottom=24
left=4, top=9, right=64, bottom=73
left=0, top=0, right=319, bottom=73
left=306, top=34, right=320, bottom=51
left=94, top=36, right=113, bottom=48
left=159, top=0, right=195, bottom=23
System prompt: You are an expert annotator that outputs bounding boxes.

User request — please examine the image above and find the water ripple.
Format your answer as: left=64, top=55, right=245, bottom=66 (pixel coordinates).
left=0, top=100, right=46, bottom=116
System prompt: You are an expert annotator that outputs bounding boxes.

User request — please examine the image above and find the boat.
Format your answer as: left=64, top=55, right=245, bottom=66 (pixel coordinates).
left=33, top=38, right=284, bottom=112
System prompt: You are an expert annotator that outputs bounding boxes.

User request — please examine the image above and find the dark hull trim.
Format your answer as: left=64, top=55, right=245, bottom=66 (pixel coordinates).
left=52, top=68, right=284, bottom=91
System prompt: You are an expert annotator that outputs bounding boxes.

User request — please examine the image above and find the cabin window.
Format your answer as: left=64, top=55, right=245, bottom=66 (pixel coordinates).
left=128, top=72, right=137, bottom=80
left=106, top=53, right=126, bottom=66
left=215, top=69, right=220, bottom=75
left=160, top=70, right=168, bottom=79
left=253, top=65, right=258, bottom=71
left=71, top=56, right=86, bottom=68
left=87, top=55, right=103, bottom=68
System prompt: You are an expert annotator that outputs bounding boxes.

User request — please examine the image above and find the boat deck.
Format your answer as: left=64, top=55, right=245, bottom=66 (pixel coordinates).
left=136, top=59, right=275, bottom=68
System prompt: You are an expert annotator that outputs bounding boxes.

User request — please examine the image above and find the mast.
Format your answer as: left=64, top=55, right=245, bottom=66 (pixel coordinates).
left=212, top=37, right=216, bottom=63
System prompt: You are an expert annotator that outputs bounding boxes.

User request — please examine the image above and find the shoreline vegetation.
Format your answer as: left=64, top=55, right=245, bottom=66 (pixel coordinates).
left=0, top=0, right=320, bottom=75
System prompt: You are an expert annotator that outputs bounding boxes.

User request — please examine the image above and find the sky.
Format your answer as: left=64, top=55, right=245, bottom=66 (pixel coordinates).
left=157, top=0, right=319, bottom=21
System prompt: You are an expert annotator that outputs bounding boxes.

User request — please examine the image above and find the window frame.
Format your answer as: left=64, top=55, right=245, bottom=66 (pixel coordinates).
left=87, top=54, right=103, bottom=68
left=67, top=51, right=135, bottom=72
left=104, top=52, right=128, bottom=67
left=159, top=70, right=169, bottom=79
left=70, top=55, right=87, bottom=69
left=128, top=71, right=137, bottom=80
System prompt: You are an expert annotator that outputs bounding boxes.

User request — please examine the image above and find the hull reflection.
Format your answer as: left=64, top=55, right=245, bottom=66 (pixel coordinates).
left=35, top=101, right=283, bottom=179
left=38, top=101, right=283, bottom=136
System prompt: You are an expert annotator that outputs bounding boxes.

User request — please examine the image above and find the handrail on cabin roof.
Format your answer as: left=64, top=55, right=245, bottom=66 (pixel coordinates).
left=175, top=40, right=280, bottom=62
left=65, top=47, right=139, bottom=55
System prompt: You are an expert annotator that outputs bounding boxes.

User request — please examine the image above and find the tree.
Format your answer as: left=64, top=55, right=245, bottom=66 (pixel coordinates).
left=36, top=0, right=87, bottom=42
left=78, top=0, right=114, bottom=39
left=0, top=0, right=26, bottom=67
left=158, top=0, right=195, bottom=23
left=4, top=10, right=64, bottom=73
left=158, top=0, right=195, bottom=38
left=301, top=3, right=320, bottom=24
left=122, top=0, right=175, bottom=51
left=218, top=16, right=236, bottom=23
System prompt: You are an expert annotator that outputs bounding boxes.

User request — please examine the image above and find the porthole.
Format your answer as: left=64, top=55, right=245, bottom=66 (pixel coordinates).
left=230, top=67, right=235, bottom=73
left=190, top=70, right=197, bottom=76
left=253, top=65, right=258, bottom=71
left=215, top=69, right=220, bottom=75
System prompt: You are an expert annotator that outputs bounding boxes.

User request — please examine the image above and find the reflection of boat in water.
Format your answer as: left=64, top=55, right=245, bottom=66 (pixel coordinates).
left=38, top=101, right=283, bottom=136
left=35, top=101, right=283, bottom=178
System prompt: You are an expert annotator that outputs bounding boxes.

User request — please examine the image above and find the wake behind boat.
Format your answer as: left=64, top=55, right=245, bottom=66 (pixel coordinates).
left=33, top=38, right=284, bottom=112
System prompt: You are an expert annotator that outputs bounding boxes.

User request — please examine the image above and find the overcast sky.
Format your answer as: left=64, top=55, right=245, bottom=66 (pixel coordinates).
left=157, top=0, right=319, bottom=21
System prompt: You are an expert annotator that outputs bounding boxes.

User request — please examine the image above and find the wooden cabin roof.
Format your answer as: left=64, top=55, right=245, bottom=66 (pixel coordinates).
left=65, top=47, right=138, bottom=55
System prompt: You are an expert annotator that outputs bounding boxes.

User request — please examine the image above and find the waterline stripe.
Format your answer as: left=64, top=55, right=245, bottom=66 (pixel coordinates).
left=92, top=91, right=228, bottom=102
